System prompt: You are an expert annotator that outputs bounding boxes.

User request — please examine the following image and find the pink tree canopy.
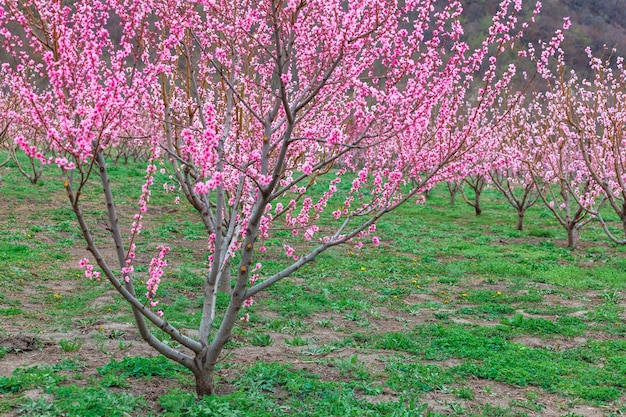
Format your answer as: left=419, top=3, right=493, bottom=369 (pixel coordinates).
left=1, top=0, right=547, bottom=396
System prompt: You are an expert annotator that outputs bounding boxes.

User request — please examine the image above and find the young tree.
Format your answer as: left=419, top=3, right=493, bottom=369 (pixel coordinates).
left=489, top=112, right=540, bottom=231
left=489, top=167, right=539, bottom=231
left=516, top=82, right=599, bottom=247
left=502, top=19, right=607, bottom=248
left=1, top=0, right=544, bottom=396
left=562, top=49, right=626, bottom=244
left=0, top=88, right=45, bottom=184
left=461, top=174, right=487, bottom=215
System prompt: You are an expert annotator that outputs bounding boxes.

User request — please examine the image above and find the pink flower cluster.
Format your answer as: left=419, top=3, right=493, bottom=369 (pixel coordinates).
left=146, top=245, right=169, bottom=309
left=79, top=258, right=101, bottom=281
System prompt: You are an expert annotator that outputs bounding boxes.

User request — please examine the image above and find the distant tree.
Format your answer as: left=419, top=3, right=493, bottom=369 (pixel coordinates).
left=561, top=49, right=626, bottom=243
left=514, top=30, right=602, bottom=248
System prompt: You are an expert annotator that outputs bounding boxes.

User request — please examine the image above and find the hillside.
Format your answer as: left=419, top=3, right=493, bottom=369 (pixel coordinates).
left=463, top=0, right=626, bottom=75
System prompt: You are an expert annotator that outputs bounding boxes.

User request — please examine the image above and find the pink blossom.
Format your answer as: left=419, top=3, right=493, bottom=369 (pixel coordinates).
left=283, top=245, right=295, bottom=258
left=563, top=17, right=571, bottom=30
left=146, top=246, right=169, bottom=309
left=194, top=182, right=210, bottom=195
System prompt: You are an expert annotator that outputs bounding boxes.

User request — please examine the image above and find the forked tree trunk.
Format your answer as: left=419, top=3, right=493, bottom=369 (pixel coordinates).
left=447, top=181, right=461, bottom=206
left=461, top=176, right=485, bottom=216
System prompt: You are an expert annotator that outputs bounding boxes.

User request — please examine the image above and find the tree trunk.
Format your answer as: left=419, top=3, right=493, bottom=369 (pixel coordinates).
left=622, top=210, right=626, bottom=237
left=516, top=210, right=524, bottom=231
left=218, top=259, right=232, bottom=294
left=474, top=189, right=482, bottom=216
left=567, top=226, right=580, bottom=248
left=193, top=363, right=215, bottom=397
left=447, top=182, right=458, bottom=206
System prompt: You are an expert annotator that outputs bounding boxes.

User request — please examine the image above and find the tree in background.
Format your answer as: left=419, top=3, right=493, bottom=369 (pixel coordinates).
left=1, top=0, right=546, bottom=396
left=513, top=39, right=626, bottom=247
left=489, top=96, right=541, bottom=231
left=514, top=40, right=601, bottom=248
left=562, top=48, right=626, bottom=244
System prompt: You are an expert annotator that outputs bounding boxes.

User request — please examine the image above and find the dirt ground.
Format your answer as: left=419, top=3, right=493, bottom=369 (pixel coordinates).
left=1, top=280, right=620, bottom=416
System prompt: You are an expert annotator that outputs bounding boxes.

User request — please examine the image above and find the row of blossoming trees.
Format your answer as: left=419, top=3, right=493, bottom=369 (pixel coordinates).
left=0, top=0, right=623, bottom=397
left=454, top=44, right=626, bottom=249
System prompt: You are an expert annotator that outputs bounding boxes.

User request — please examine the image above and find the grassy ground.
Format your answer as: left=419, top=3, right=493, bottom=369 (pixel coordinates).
left=0, top=159, right=625, bottom=416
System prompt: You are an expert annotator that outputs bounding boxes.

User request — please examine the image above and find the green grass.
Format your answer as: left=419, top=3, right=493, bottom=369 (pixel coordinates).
left=2, top=159, right=626, bottom=415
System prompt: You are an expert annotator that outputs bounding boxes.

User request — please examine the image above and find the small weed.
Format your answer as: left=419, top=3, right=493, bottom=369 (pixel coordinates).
left=100, top=373, right=130, bottom=388
left=447, top=401, right=467, bottom=415
left=434, top=312, right=450, bottom=320
left=438, top=276, right=460, bottom=284
left=344, top=311, right=363, bottom=321
left=250, top=334, right=273, bottom=347
left=329, top=354, right=370, bottom=380
left=118, top=339, right=133, bottom=351
left=369, top=309, right=382, bottom=319
left=406, top=306, right=422, bottom=316
left=59, top=338, right=82, bottom=353
left=351, top=380, right=384, bottom=395
left=285, top=336, right=308, bottom=347
left=108, top=329, right=125, bottom=339
left=317, top=318, right=332, bottom=328
left=482, top=385, right=496, bottom=395
left=93, top=331, right=109, bottom=355
left=301, top=343, right=339, bottom=356
left=600, top=290, right=622, bottom=304
left=16, top=397, right=58, bottom=417
left=453, top=386, right=475, bottom=400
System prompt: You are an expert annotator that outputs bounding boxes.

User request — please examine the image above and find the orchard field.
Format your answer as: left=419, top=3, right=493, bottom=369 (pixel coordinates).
left=1, top=160, right=626, bottom=417
left=3, top=0, right=626, bottom=416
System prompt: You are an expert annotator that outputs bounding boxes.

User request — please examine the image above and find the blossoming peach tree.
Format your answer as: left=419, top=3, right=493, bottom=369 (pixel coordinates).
left=555, top=48, right=626, bottom=244
left=1, top=0, right=544, bottom=396
left=510, top=30, right=611, bottom=248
